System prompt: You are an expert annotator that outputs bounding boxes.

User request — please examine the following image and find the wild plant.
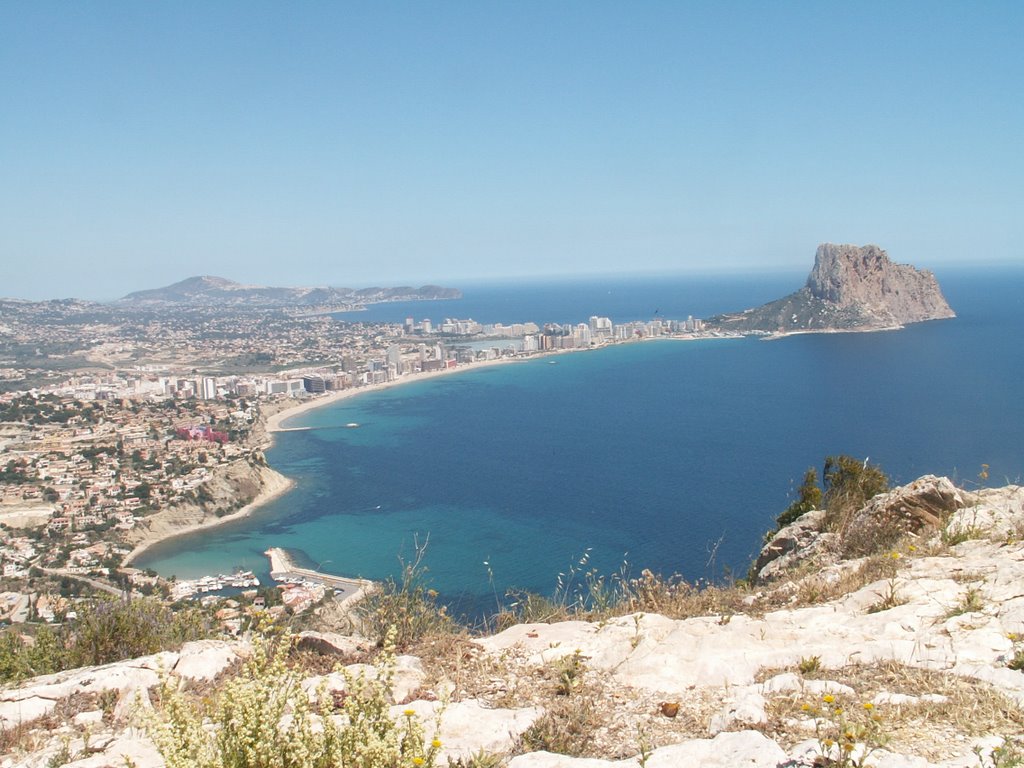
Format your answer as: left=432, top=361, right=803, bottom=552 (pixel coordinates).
left=355, top=536, right=454, bottom=650
left=802, top=694, right=888, bottom=767
left=144, top=625, right=442, bottom=768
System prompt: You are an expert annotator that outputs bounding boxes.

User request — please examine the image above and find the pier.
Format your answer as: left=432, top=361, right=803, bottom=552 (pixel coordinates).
left=264, top=547, right=375, bottom=606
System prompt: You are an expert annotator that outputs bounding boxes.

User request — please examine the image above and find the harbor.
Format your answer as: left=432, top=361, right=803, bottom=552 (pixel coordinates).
left=264, top=547, right=375, bottom=608
left=169, top=570, right=260, bottom=601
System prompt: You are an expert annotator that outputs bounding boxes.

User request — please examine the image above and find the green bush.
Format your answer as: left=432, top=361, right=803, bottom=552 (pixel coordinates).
left=145, top=628, right=442, bottom=768
left=0, top=597, right=212, bottom=683
left=68, top=597, right=209, bottom=667
left=822, top=454, right=889, bottom=532
left=776, top=467, right=823, bottom=528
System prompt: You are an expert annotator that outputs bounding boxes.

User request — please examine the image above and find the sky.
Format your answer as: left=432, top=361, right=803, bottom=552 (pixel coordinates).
left=2, top=2, right=1022, bottom=300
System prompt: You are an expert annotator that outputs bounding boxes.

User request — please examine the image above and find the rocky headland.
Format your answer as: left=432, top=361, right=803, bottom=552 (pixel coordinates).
left=711, top=244, right=956, bottom=335
left=4, top=474, right=1024, bottom=767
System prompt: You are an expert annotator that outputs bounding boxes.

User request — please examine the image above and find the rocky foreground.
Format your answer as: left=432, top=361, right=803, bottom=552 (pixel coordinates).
left=3, top=478, right=1024, bottom=767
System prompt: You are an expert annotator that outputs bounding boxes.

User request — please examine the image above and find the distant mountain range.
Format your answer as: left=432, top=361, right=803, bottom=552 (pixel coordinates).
left=120, top=276, right=462, bottom=308
left=709, top=243, right=955, bottom=334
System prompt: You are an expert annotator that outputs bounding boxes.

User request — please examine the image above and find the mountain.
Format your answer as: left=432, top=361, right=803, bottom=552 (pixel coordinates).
left=710, top=243, right=955, bottom=334
left=120, top=276, right=462, bottom=308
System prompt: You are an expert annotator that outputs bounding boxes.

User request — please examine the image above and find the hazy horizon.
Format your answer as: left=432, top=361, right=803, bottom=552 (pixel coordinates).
left=3, top=3, right=1021, bottom=300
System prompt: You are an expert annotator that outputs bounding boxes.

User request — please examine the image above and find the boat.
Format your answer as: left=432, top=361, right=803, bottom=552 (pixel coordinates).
left=345, top=422, right=360, bottom=428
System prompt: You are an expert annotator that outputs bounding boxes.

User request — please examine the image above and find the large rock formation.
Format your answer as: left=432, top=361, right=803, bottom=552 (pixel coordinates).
left=711, top=243, right=955, bottom=334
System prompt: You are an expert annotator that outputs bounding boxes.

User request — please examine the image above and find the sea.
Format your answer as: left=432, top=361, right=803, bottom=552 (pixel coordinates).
left=136, top=267, right=1024, bottom=619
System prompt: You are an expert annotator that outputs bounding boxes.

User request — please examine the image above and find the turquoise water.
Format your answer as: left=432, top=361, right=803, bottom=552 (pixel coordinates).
left=137, top=269, right=1024, bottom=618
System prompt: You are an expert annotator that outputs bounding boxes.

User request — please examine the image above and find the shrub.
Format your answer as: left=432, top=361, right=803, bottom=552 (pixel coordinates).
left=145, top=627, right=441, bottom=768
left=777, top=468, right=823, bottom=528
left=68, top=597, right=209, bottom=667
left=355, top=540, right=454, bottom=650
left=822, top=455, right=889, bottom=534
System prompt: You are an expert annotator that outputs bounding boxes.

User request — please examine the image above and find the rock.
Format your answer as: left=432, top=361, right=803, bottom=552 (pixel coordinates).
left=710, top=243, right=955, bottom=334
left=72, top=710, right=104, bottom=727
left=946, top=485, right=1024, bottom=542
left=172, top=639, right=238, bottom=681
left=112, top=684, right=151, bottom=723
left=507, top=753, right=615, bottom=768
left=506, top=730, right=788, bottom=768
left=644, top=731, right=788, bottom=768
left=303, top=655, right=425, bottom=705
left=843, top=475, right=967, bottom=555
left=708, top=690, right=767, bottom=733
left=0, top=652, right=173, bottom=729
left=393, top=700, right=543, bottom=763
left=296, top=630, right=370, bottom=658
left=62, top=733, right=164, bottom=768
left=755, top=509, right=838, bottom=582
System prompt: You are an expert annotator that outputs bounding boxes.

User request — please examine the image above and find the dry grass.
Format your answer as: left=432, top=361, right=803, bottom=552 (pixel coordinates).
left=762, top=660, right=1024, bottom=761
left=783, top=552, right=901, bottom=609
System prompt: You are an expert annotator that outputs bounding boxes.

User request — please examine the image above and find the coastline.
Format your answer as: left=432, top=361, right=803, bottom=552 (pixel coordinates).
left=263, top=353, right=546, bottom=433
left=127, top=335, right=727, bottom=573
left=123, top=464, right=294, bottom=566
left=124, top=355, right=541, bottom=569
left=264, top=333, right=741, bottom=433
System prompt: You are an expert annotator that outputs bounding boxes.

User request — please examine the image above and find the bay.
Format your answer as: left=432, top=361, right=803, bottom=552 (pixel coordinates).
left=136, top=267, right=1024, bottom=619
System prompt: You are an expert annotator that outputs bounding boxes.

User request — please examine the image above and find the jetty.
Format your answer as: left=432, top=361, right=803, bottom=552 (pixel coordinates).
left=264, top=547, right=374, bottom=607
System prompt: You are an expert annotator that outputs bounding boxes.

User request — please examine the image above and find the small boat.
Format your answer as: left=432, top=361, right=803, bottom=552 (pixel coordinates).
left=345, top=422, right=360, bottom=428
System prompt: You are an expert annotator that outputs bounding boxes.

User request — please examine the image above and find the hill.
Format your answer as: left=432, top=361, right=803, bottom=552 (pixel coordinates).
left=121, top=275, right=462, bottom=308
left=711, top=244, right=955, bottom=334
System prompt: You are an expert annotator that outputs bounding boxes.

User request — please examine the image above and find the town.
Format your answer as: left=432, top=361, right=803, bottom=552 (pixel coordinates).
left=0, top=293, right=721, bottom=629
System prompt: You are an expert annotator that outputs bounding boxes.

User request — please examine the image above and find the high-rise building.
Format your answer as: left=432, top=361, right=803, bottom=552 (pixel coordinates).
left=201, top=377, right=218, bottom=400
left=302, top=375, right=326, bottom=394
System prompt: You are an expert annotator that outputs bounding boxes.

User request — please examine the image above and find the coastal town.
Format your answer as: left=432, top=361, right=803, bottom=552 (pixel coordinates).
left=0, top=285, right=723, bottom=626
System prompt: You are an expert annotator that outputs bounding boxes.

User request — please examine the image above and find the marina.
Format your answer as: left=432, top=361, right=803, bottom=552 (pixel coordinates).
left=264, top=547, right=375, bottom=606
left=169, top=570, right=260, bottom=601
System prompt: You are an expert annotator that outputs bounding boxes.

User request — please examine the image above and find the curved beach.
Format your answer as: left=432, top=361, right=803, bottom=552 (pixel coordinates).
left=125, top=354, right=540, bottom=567
left=125, top=337, right=712, bottom=571
left=123, top=464, right=294, bottom=565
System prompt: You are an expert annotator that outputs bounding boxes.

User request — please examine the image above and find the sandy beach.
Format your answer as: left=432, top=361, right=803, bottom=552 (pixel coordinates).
left=126, top=337, right=716, bottom=570
left=122, top=464, right=294, bottom=566
left=123, top=355, right=537, bottom=567
left=264, top=353, right=542, bottom=433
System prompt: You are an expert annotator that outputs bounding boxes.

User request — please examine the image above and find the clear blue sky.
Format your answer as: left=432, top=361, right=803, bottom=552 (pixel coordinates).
left=2, top=1, right=1021, bottom=300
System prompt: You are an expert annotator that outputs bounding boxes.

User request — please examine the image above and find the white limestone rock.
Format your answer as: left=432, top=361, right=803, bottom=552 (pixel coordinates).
left=507, top=730, right=787, bottom=768
left=296, top=630, right=371, bottom=658
left=394, top=699, right=543, bottom=763
left=172, top=639, right=238, bottom=681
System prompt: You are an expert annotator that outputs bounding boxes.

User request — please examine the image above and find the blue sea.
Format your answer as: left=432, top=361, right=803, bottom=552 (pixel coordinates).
left=136, top=268, right=1024, bottom=618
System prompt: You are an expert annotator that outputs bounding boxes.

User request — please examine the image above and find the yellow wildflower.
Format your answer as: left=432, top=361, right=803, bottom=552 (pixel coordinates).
left=404, top=708, right=416, bottom=716
left=412, top=759, right=425, bottom=766
left=822, top=694, right=835, bottom=704
left=863, top=702, right=874, bottom=710
left=431, top=739, right=442, bottom=748
left=801, top=703, right=811, bottom=711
